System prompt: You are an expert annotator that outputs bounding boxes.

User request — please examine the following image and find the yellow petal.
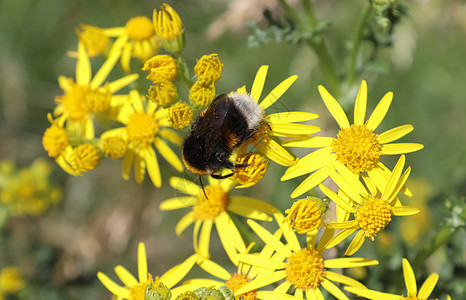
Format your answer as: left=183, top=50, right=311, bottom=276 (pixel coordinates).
left=381, top=143, right=424, bottom=155
left=58, top=76, right=73, bottom=91
left=294, top=288, right=303, bottom=299
left=256, top=291, right=301, bottom=299
left=160, top=196, right=196, bottom=210
left=260, top=75, right=298, bottom=110
left=321, top=278, right=349, bottom=300
left=318, top=85, right=350, bottom=128
left=76, top=42, right=91, bottom=85
left=121, top=42, right=132, bottom=73
left=345, top=287, right=400, bottom=300
left=108, top=74, right=139, bottom=93
left=325, top=220, right=359, bottom=229
left=382, top=154, right=405, bottom=199
left=159, top=254, right=197, bottom=288
left=387, top=167, right=411, bottom=203
left=316, top=228, right=335, bottom=252
left=154, top=137, right=183, bottom=172
left=281, top=147, right=334, bottom=181
left=282, top=136, right=334, bottom=148
left=199, top=219, right=213, bottom=258
left=391, top=206, right=420, bottom=216
left=318, top=184, right=356, bottom=213
left=354, top=80, right=367, bottom=125
left=90, top=35, right=126, bottom=89
left=377, top=124, right=414, bottom=144
left=235, top=270, right=287, bottom=295
left=175, top=212, right=195, bottom=237
left=418, top=273, right=439, bottom=300
left=216, top=212, right=246, bottom=263
left=274, top=281, right=292, bottom=294
left=402, top=258, right=417, bottom=296
left=331, top=161, right=368, bottom=198
left=325, top=271, right=366, bottom=289
left=290, top=168, right=329, bottom=198
left=122, top=149, right=135, bottom=180
left=138, top=243, right=148, bottom=282
left=269, top=123, right=320, bottom=137
left=103, top=27, right=126, bottom=36
left=307, top=288, right=325, bottom=300
left=197, top=258, right=230, bottom=280
left=345, top=230, right=366, bottom=256
left=114, top=265, right=138, bottom=287
left=327, top=168, right=363, bottom=204
left=97, top=272, right=130, bottom=298
left=230, top=196, right=278, bottom=214
left=159, top=129, right=184, bottom=146
left=325, top=257, right=378, bottom=269
left=236, top=253, right=285, bottom=270
left=170, top=177, right=201, bottom=195
left=273, top=212, right=301, bottom=252
left=366, top=91, right=393, bottom=130
left=247, top=219, right=291, bottom=257
left=229, top=198, right=273, bottom=221
left=256, top=139, right=296, bottom=166
left=143, top=147, right=161, bottom=187
left=267, top=111, right=319, bottom=123
left=250, top=65, right=268, bottom=102
left=323, top=228, right=356, bottom=250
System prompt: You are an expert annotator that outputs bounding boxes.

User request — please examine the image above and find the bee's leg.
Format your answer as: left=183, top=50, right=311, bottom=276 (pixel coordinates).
left=211, top=173, right=234, bottom=179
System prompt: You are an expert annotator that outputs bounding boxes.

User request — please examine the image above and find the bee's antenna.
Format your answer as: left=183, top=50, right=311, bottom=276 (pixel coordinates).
left=199, top=175, right=209, bottom=200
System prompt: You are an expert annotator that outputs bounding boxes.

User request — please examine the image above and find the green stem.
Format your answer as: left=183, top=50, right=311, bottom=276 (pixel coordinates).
left=347, top=3, right=373, bottom=86
left=412, top=225, right=459, bottom=270
left=174, top=52, right=193, bottom=90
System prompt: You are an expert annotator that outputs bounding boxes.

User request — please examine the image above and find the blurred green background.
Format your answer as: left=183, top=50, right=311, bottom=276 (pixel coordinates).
left=0, top=0, right=464, bottom=299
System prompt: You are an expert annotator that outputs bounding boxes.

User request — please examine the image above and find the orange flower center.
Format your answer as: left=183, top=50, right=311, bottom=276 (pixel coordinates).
left=126, top=16, right=155, bottom=41
left=331, top=124, right=381, bottom=173
left=193, top=185, right=229, bottom=220
left=285, top=248, right=326, bottom=291
left=357, top=197, right=392, bottom=240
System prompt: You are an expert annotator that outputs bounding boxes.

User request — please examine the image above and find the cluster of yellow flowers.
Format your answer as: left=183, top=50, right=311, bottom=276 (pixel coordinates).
left=41, top=3, right=441, bottom=300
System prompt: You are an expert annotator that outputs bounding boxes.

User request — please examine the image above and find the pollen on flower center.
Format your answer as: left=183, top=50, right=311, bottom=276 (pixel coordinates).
left=129, top=273, right=153, bottom=300
left=331, top=124, right=381, bottom=174
left=126, top=112, right=158, bottom=147
left=285, top=248, right=326, bottom=291
left=357, top=197, right=392, bottom=240
left=193, top=185, right=229, bottom=220
left=126, top=16, right=155, bottom=41
left=225, top=273, right=257, bottom=300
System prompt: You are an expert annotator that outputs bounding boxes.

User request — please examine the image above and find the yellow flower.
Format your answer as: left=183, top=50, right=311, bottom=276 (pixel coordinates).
left=76, top=24, right=110, bottom=57
left=194, top=54, right=223, bottom=82
left=189, top=80, right=216, bottom=107
left=147, top=80, right=178, bottom=106
left=54, top=40, right=139, bottom=138
left=0, top=266, right=26, bottom=297
left=232, top=153, right=268, bottom=189
left=282, top=80, right=423, bottom=198
left=346, top=259, right=439, bottom=300
left=100, top=90, right=183, bottom=187
left=103, top=16, right=159, bottom=72
left=321, top=155, right=420, bottom=255
left=235, top=212, right=378, bottom=299
left=160, top=176, right=278, bottom=265
left=0, top=158, right=61, bottom=216
left=153, top=3, right=184, bottom=53
left=284, top=197, right=323, bottom=234
left=235, top=65, right=320, bottom=167
left=167, top=102, right=193, bottom=129
left=142, top=54, right=177, bottom=82
left=98, top=242, right=197, bottom=300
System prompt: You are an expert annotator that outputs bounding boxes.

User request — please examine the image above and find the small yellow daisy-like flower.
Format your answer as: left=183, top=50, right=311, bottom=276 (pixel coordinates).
left=168, top=102, right=193, bottom=129
left=321, top=155, right=420, bottom=255
left=147, top=80, right=178, bottom=106
left=98, top=242, right=197, bottom=300
left=160, top=176, right=278, bottom=265
left=194, top=54, right=223, bottom=82
left=73, top=144, right=101, bottom=172
left=235, top=212, right=378, bottom=299
left=346, top=259, right=439, bottom=300
left=103, top=16, right=159, bottom=72
left=281, top=80, right=424, bottom=198
left=235, top=65, right=320, bottom=167
left=153, top=3, right=184, bottom=53
left=0, top=266, right=26, bottom=297
left=284, top=197, right=323, bottom=234
left=232, top=153, right=268, bottom=189
left=100, top=90, right=184, bottom=187
left=142, top=54, right=177, bottom=82
left=76, top=24, right=110, bottom=57
left=189, top=80, right=216, bottom=107
left=99, top=135, right=128, bottom=159
left=42, top=113, right=70, bottom=158
left=54, top=40, right=139, bottom=138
